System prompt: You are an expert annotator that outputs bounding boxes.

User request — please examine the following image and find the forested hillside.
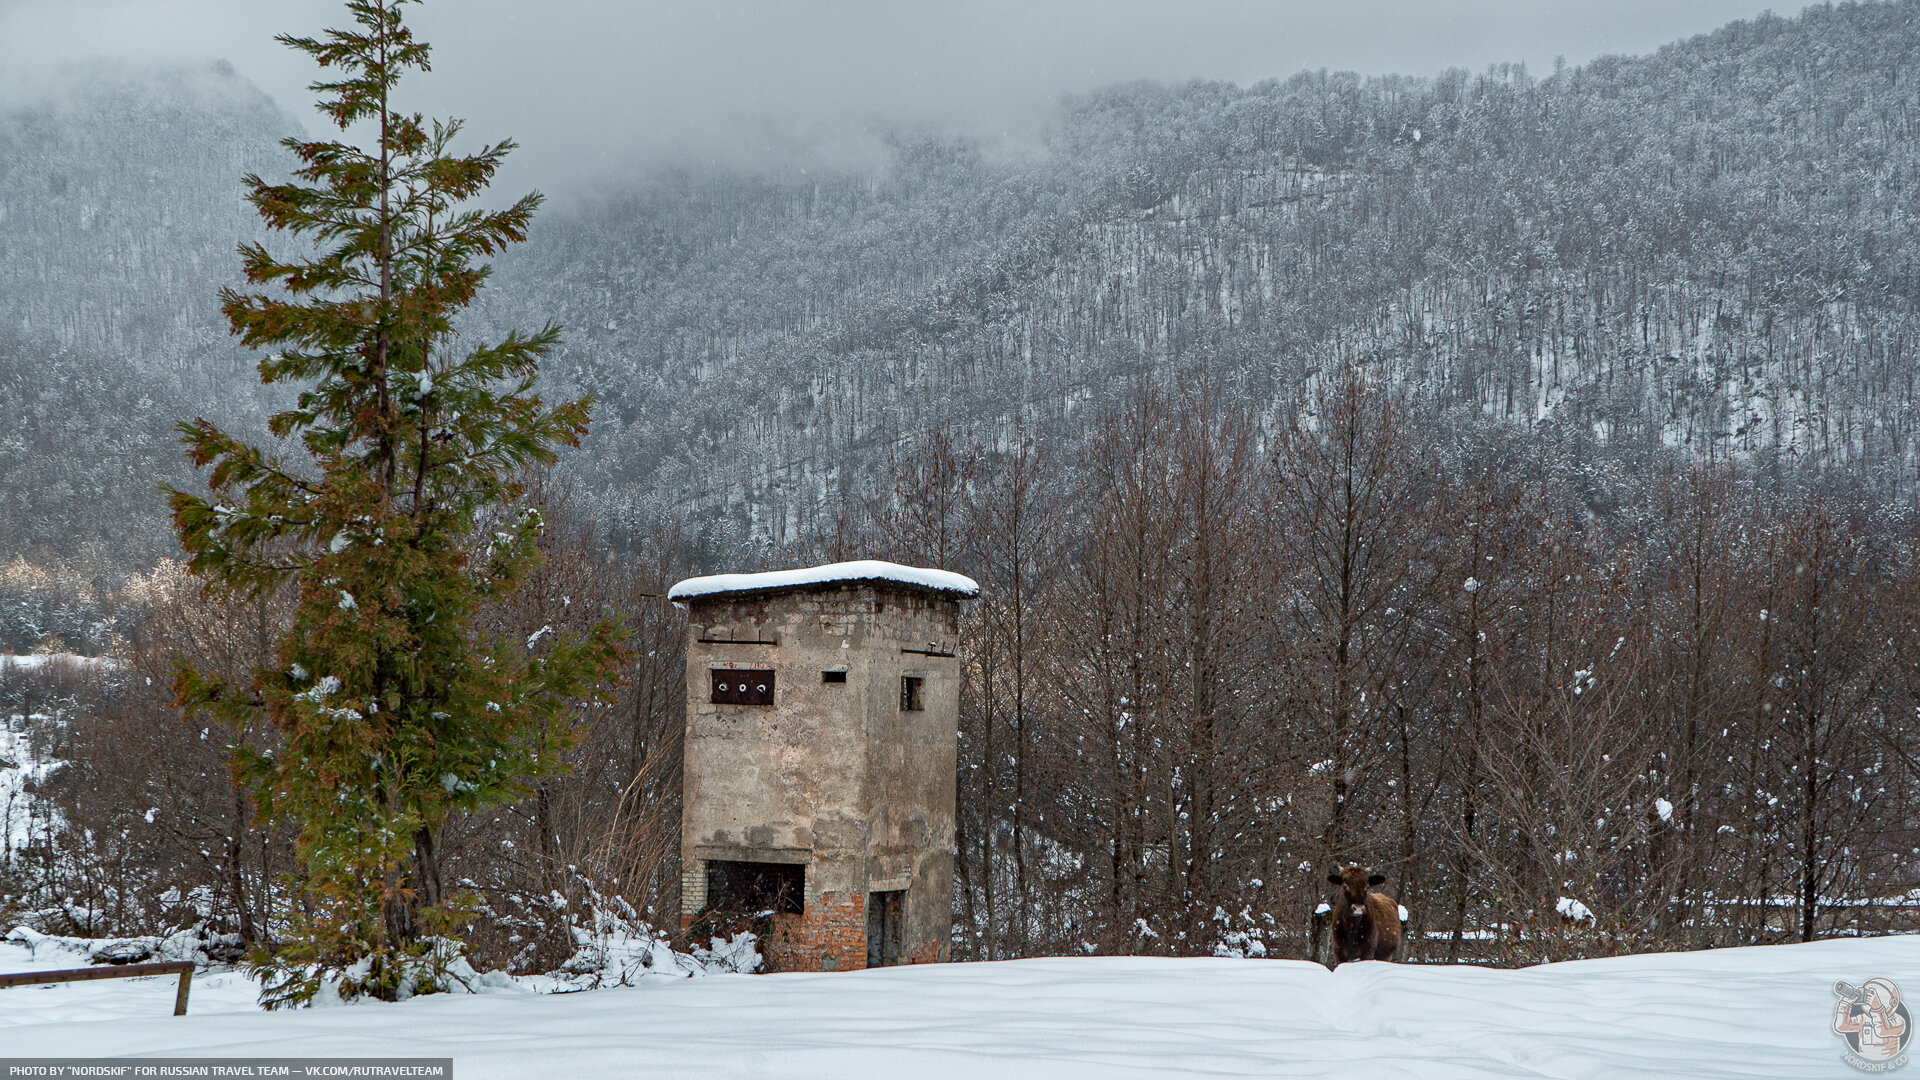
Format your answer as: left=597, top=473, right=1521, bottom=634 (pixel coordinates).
left=482, top=0, right=1920, bottom=542
left=0, top=62, right=290, bottom=579
left=8, top=3, right=1920, bottom=574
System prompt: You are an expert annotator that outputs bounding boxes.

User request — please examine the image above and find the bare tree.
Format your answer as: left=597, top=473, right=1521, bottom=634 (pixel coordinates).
left=1269, top=365, right=1430, bottom=871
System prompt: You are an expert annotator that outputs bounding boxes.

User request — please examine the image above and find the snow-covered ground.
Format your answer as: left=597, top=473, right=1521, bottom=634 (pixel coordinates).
left=0, top=652, right=123, bottom=672
left=1, top=935, right=1914, bottom=1077
left=0, top=712, right=62, bottom=856
left=0, top=931, right=263, bottom=1022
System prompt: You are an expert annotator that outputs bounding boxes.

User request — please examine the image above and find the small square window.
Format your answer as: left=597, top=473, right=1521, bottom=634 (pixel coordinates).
left=900, top=675, right=924, bottom=711
left=712, top=669, right=775, bottom=706
left=822, top=670, right=848, bottom=684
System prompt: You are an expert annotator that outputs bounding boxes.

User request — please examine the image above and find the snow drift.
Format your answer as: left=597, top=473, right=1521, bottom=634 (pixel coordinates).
left=1, top=935, right=1913, bottom=1078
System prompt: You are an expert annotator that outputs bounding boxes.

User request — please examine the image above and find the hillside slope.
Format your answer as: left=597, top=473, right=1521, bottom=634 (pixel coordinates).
left=6, top=3, right=1920, bottom=566
left=491, top=0, right=1920, bottom=541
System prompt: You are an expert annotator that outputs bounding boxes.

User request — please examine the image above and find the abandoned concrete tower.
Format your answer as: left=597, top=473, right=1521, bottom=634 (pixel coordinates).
left=669, top=559, right=978, bottom=971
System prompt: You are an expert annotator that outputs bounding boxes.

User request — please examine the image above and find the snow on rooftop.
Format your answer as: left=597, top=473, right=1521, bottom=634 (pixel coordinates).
left=668, top=559, right=979, bottom=603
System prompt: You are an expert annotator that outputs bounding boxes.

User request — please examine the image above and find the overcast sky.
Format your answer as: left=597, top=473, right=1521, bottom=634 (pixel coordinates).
left=1, top=0, right=1776, bottom=194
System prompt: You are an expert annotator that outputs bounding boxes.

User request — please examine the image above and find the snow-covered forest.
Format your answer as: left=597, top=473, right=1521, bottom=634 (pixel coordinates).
left=6, top=0, right=1920, bottom=974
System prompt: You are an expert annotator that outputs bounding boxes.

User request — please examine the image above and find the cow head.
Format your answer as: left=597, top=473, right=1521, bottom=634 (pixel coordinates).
left=1326, top=865, right=1386, bottom=918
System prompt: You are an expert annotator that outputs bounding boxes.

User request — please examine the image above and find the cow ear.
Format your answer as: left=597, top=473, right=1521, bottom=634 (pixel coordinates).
left=1368, top=874, right=1386, bottom=886
left=1327, top=874, right=1343, bottom=886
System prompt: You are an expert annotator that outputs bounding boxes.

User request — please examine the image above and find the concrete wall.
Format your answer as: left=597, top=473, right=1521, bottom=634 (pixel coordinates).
left=680, top=582, right=961, bottom=970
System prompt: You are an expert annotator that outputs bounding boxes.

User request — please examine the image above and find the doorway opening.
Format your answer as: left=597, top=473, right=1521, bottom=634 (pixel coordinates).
left=866, top=889, right=904, bottom=967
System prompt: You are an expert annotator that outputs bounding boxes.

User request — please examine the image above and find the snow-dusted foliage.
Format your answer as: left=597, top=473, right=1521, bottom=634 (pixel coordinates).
left=10, top=4, right=1920, bottom=571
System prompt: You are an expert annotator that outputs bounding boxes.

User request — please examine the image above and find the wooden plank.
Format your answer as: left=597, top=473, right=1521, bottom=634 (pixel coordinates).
left=0, top=961, right=195, bottom=1015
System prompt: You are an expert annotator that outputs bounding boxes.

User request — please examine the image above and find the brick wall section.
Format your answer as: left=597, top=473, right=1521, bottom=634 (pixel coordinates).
left=678, top=887, right=866, bottom=973
left=758, top=891, right=866, bottom=972
left=680, top=861, right=705, bottom=914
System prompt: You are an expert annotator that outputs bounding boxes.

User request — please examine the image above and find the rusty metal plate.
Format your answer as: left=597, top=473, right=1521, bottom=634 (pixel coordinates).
left=711, top=668, right=775, bottom=706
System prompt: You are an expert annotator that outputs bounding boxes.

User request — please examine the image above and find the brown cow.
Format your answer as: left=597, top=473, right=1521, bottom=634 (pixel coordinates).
left=1326, top=865, right=1400, bottom=966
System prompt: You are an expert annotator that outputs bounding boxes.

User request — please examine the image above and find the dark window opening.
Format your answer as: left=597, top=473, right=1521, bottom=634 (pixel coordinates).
left=900, top=675, right=924, bottom=711
left=866, top=889, right=904, bottom=967
left=821, top=669, right=848, bottom=684
left=711, top=669, right=775, bottom=706
left=705, top=859, right=804, bottom=916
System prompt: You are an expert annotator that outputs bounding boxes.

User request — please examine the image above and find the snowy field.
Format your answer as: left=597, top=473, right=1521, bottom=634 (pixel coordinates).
left=1, top=935, right=1915, bottom=1078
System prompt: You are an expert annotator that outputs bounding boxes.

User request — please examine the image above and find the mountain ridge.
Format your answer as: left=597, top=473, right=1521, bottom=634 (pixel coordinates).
left=5, top=1, right=1919, bottom=570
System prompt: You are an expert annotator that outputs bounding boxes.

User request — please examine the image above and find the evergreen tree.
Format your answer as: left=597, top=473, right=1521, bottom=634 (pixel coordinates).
left=167, top=0, right=622, bottom=1006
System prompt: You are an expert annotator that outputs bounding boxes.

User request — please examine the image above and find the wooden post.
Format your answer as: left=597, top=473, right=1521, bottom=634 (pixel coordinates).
left=0, top=960, right=195, bottom=1015
left=173, top=965, right=193, bottom=1016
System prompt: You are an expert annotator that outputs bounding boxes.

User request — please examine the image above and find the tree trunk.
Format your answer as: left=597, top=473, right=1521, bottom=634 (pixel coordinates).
left=228, top=787, right=256, bottom=945
left=413, top=825, right=443, bottom=914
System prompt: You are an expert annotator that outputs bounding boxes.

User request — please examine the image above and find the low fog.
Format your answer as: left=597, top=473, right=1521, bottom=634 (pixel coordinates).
left=3, top=0, right=1771, bottom=193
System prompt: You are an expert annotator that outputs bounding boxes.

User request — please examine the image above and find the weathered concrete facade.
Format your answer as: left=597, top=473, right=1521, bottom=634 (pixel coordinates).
left=674, top=565, right=970, bottom=971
